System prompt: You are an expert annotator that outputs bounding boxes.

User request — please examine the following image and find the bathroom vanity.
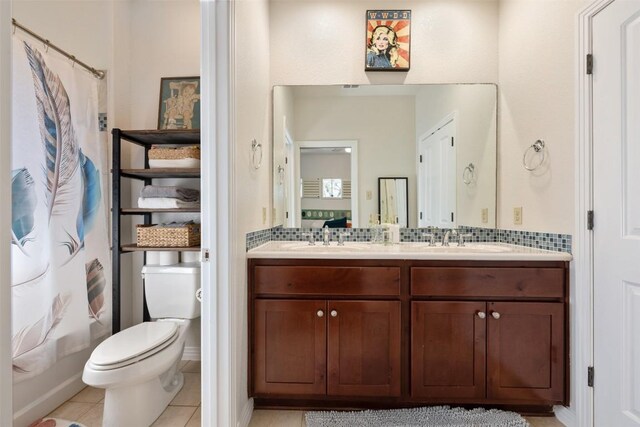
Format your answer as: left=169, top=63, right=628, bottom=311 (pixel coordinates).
left=247, top=242, right=570, bottom=412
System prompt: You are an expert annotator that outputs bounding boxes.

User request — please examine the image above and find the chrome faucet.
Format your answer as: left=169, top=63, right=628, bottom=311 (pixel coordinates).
left=457, top=232, right=473, bottom=247
left=443, top=229, right=458, bottom=246
left=422, top=232, right=436, bottom=246
left=301, top=232, right=315, bottom=245
left=337, top=232, right=351, bottom=246
left=322, top=226, right=331, bottom=246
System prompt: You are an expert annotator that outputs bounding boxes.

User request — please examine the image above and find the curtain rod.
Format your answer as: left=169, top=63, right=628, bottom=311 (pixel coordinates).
left=12, top=18, right=105, bottom=80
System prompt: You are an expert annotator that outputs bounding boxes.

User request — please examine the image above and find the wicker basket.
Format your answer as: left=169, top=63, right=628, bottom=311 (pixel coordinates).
left=148, top=145, right=200, bottom=160
left=136, top=223, right=200, bottom=247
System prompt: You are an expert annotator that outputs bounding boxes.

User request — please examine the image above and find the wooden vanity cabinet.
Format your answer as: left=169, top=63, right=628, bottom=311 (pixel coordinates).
left=411, top=265, right=567, bottom=405
left=411, top=301, right=487, bottom=399
left=253, top=299, right=327, bottom=395
left=250, top=261, right=402, bottom=399
left=249, top=259, right=569, bottom=409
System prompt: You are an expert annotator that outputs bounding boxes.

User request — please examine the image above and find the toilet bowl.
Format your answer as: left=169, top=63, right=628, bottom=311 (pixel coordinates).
left=83, top=319, right=189, bottom=427
left=83, top=263, right=200, bottom=427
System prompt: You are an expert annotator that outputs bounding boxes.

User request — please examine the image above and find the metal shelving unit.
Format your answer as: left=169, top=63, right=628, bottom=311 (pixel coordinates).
left=112, top=128, right=200, bottom=333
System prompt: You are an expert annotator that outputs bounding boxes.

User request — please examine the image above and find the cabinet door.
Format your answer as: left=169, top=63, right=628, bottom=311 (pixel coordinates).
left=254, top=299, right=326, bottom=395
left=487, top=302, right=564, bottom=402
left=411, top=301, right=487, bottom=399
left=327, top=300, right=401, bottom=397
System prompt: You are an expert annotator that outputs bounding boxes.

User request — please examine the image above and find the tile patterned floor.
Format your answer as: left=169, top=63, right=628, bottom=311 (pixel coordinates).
left=50, top=359, right=564, bottom=427
left=248, top=409, right=567, bottom=427
left=46, top=360, right=201, bottom=427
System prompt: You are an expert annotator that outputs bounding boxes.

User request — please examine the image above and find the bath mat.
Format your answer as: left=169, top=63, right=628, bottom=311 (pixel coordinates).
left=305, top=405, right=529, bottom=427
left=28, top=418, right=87, bottom=427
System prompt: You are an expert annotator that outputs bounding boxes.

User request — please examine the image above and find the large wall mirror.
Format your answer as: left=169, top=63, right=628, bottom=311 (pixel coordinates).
left=272, top=84, right=497, bottom=229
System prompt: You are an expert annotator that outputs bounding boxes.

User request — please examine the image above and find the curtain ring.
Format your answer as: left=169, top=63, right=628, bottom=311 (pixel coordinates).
left=463, top=163, right=475, bottom=185
left=251, top=139, right=262, bottom=170
left=523, top=140, right=546, bottom=171
left=44, top=40, right=50, bottom=53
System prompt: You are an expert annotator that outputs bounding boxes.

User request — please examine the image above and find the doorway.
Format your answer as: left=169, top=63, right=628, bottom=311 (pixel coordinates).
left=417, top=113, right=457, bottom=229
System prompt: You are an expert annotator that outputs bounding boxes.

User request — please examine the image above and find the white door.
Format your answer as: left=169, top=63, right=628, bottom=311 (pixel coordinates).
left=593, top=1, right=640, bottom=425
left=418, top=119, right=456, bottom=228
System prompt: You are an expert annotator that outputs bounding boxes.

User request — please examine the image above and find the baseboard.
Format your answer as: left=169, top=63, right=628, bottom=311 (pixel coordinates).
left=13, top=372, right=85, bottom=427
left=183, top=346, right=201, bottom=361
left=554, top=405, right=576, bottom=427
left=238, top=398, right=254, bottom=427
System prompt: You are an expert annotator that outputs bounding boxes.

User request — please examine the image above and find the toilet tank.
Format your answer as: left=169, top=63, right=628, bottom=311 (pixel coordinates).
left=142, top=263, right=201, bottom=319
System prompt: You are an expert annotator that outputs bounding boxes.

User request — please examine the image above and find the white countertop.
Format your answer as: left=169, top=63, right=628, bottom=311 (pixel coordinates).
left=247, top=241, right=572, bottom=261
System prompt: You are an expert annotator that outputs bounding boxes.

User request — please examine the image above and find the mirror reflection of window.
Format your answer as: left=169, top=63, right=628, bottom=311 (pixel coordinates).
left=322, top=178, right=343, bottom=198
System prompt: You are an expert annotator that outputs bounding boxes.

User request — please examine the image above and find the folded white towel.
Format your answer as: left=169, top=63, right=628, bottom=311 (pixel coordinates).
left=137, top=197, right=200, bottom=209
left=148, top=158, right=200, bottom=168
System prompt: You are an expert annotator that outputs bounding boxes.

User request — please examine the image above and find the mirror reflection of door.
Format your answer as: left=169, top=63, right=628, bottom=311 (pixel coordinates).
left=379, top=178, right=408, bottom=227
left=418, top=114, right=457, bottom=228
left=294, top=140, right=358, bottom=228
left=284, top=130, right=295, bottom=227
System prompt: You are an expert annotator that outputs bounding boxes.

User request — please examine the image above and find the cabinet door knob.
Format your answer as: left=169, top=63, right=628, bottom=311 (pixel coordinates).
left=317, top=310, right=324, bottom=318
left=477, top=311, right=486, bottom=319
left=491, top=311, right=501, bottom=320
left=330, top=310, right=338, bottom=317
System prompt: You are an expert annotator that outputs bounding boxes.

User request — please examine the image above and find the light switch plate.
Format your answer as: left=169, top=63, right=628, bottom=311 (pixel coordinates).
left=262, top=207, right=267, bottom=224
left=513, top=207, right=523, bottom=225
left=481, top=208, right=488, bottom=224
left=366, top=190, right=373, bottom=200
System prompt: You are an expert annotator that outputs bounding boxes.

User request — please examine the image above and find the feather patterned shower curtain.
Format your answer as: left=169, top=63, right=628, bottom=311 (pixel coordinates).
left=11, top=37, right=111, bottom=382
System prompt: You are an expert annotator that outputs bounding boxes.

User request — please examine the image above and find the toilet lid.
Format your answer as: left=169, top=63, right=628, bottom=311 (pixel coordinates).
left=90, top=322, right=178, bottom=367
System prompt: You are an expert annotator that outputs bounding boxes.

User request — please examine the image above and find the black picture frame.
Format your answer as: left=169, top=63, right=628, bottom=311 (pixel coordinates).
left=365, top=10, right=411, bottom=71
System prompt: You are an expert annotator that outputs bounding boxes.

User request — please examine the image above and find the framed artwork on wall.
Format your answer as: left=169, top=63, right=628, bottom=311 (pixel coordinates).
left=157, top=76, right=201, bottom=129
left=365, top=10, right=411, bottom=71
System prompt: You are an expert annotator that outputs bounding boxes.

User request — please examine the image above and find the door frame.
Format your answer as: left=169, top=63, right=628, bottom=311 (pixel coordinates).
left=294, top=140, right=359, bottom=227
left=201, top=2, right=235, bottom=426
left=574, top=1, right=616, bottom=427
left=0, top=1, right=13, bottom=425
left=284, top=128, right=295, bottom=227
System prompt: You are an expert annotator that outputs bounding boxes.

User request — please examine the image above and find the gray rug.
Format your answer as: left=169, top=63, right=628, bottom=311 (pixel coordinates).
left=305, top=405, right=529, bottom=427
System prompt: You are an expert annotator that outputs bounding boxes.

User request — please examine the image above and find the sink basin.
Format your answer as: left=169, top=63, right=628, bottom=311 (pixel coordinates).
left=415, top=243, right=513, bottom=253
left=279, top=242, right=372, bottom=251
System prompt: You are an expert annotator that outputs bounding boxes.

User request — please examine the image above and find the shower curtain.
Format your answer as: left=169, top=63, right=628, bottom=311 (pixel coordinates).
left=11, top=37, right=111, bottom=382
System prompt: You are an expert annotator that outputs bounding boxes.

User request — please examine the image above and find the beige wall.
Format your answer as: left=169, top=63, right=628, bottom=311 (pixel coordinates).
left=415, top=84, right=497, bottom=228
left=293, top=94, right=416, bottom=226
left=498, top=0, right=584, bottom=234
left=269, top=0, right=580, bottom=235
left=270, top=0, right=499, bottom=86
left=234, top=0, right=271, bottom=420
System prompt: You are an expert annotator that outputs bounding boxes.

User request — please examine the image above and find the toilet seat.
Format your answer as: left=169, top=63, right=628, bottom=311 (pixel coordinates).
left=88, top=322, right=179, bottom=371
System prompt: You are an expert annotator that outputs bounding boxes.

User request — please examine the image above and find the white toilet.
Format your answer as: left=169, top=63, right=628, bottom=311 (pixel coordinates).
left=83, top=262, right=201, bottom=427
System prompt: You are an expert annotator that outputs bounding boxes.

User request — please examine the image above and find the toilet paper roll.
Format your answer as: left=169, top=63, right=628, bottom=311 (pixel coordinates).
left=146, top=252, right=160, bottom=265
left=182, top=252, right=201, bottom=263
left=158, top=251, right=179, bottom=265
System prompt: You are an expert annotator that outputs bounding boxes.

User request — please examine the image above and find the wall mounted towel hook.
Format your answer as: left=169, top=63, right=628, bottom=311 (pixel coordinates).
left=523, top=139, right=546, bottom=171
left=251, top=139, right=262, bottom=169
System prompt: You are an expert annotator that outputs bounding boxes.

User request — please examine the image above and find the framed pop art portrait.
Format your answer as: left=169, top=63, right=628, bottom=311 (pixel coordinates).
left=157, top=76, right=201, bottom=129
left=365, top=10, right=411, bottom=71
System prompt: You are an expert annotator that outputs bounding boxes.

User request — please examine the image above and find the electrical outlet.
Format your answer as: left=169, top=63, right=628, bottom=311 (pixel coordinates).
left=513, top=207, right=523, bottom=225
left=366, top=190, right=373, bottom=200
left=262, top=207, right=267, bottom=225
left=481, top=208, right=488, bottom=224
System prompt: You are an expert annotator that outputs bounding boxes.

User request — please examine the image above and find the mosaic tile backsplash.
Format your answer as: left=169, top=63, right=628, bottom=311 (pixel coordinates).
left=246, top=226, right=572, bottom=253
